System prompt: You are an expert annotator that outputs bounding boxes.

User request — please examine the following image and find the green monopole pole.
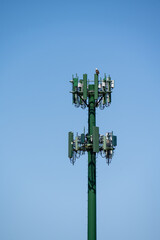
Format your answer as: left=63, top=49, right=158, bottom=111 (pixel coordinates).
left=88, top=84, right=96, bottom=240
left=69, top=72, right=117, bottom=240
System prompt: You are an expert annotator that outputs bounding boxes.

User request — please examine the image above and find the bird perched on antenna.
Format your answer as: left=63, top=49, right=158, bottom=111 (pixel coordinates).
left=95, top=68, right=100, bottom=75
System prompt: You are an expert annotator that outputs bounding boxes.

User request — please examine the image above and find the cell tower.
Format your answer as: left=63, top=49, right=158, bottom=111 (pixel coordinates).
left=68, top=70, right=117, bottom=240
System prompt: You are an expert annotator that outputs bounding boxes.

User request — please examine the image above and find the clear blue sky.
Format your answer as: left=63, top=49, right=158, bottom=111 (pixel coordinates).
left=1, top=0, right=160, bottom=239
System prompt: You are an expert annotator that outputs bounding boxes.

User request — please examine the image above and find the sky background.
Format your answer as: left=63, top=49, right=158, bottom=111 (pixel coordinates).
left=1, top=0, right=160, bottom=240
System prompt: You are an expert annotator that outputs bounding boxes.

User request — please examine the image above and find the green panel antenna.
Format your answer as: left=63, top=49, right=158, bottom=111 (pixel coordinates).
left=94, top=74, right=98, bottom=100
left=93, top=126, right=99, bottom=153
left=83, top=74, right=87, bottom=100
left=112, top=135, right=117, bottom=146
left=68, top=132, right=73, bottom=158
left=103, top=135, right=106, bottom=150
left=73, top=77, right=78, bottom=87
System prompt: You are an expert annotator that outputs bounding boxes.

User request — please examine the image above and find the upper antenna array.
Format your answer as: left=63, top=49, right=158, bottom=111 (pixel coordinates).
left=70, top=73, right=114, bottom=109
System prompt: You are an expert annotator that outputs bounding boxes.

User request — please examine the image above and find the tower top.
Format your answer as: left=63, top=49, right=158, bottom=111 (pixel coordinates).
left=70, top=72, right=114, bottom=110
